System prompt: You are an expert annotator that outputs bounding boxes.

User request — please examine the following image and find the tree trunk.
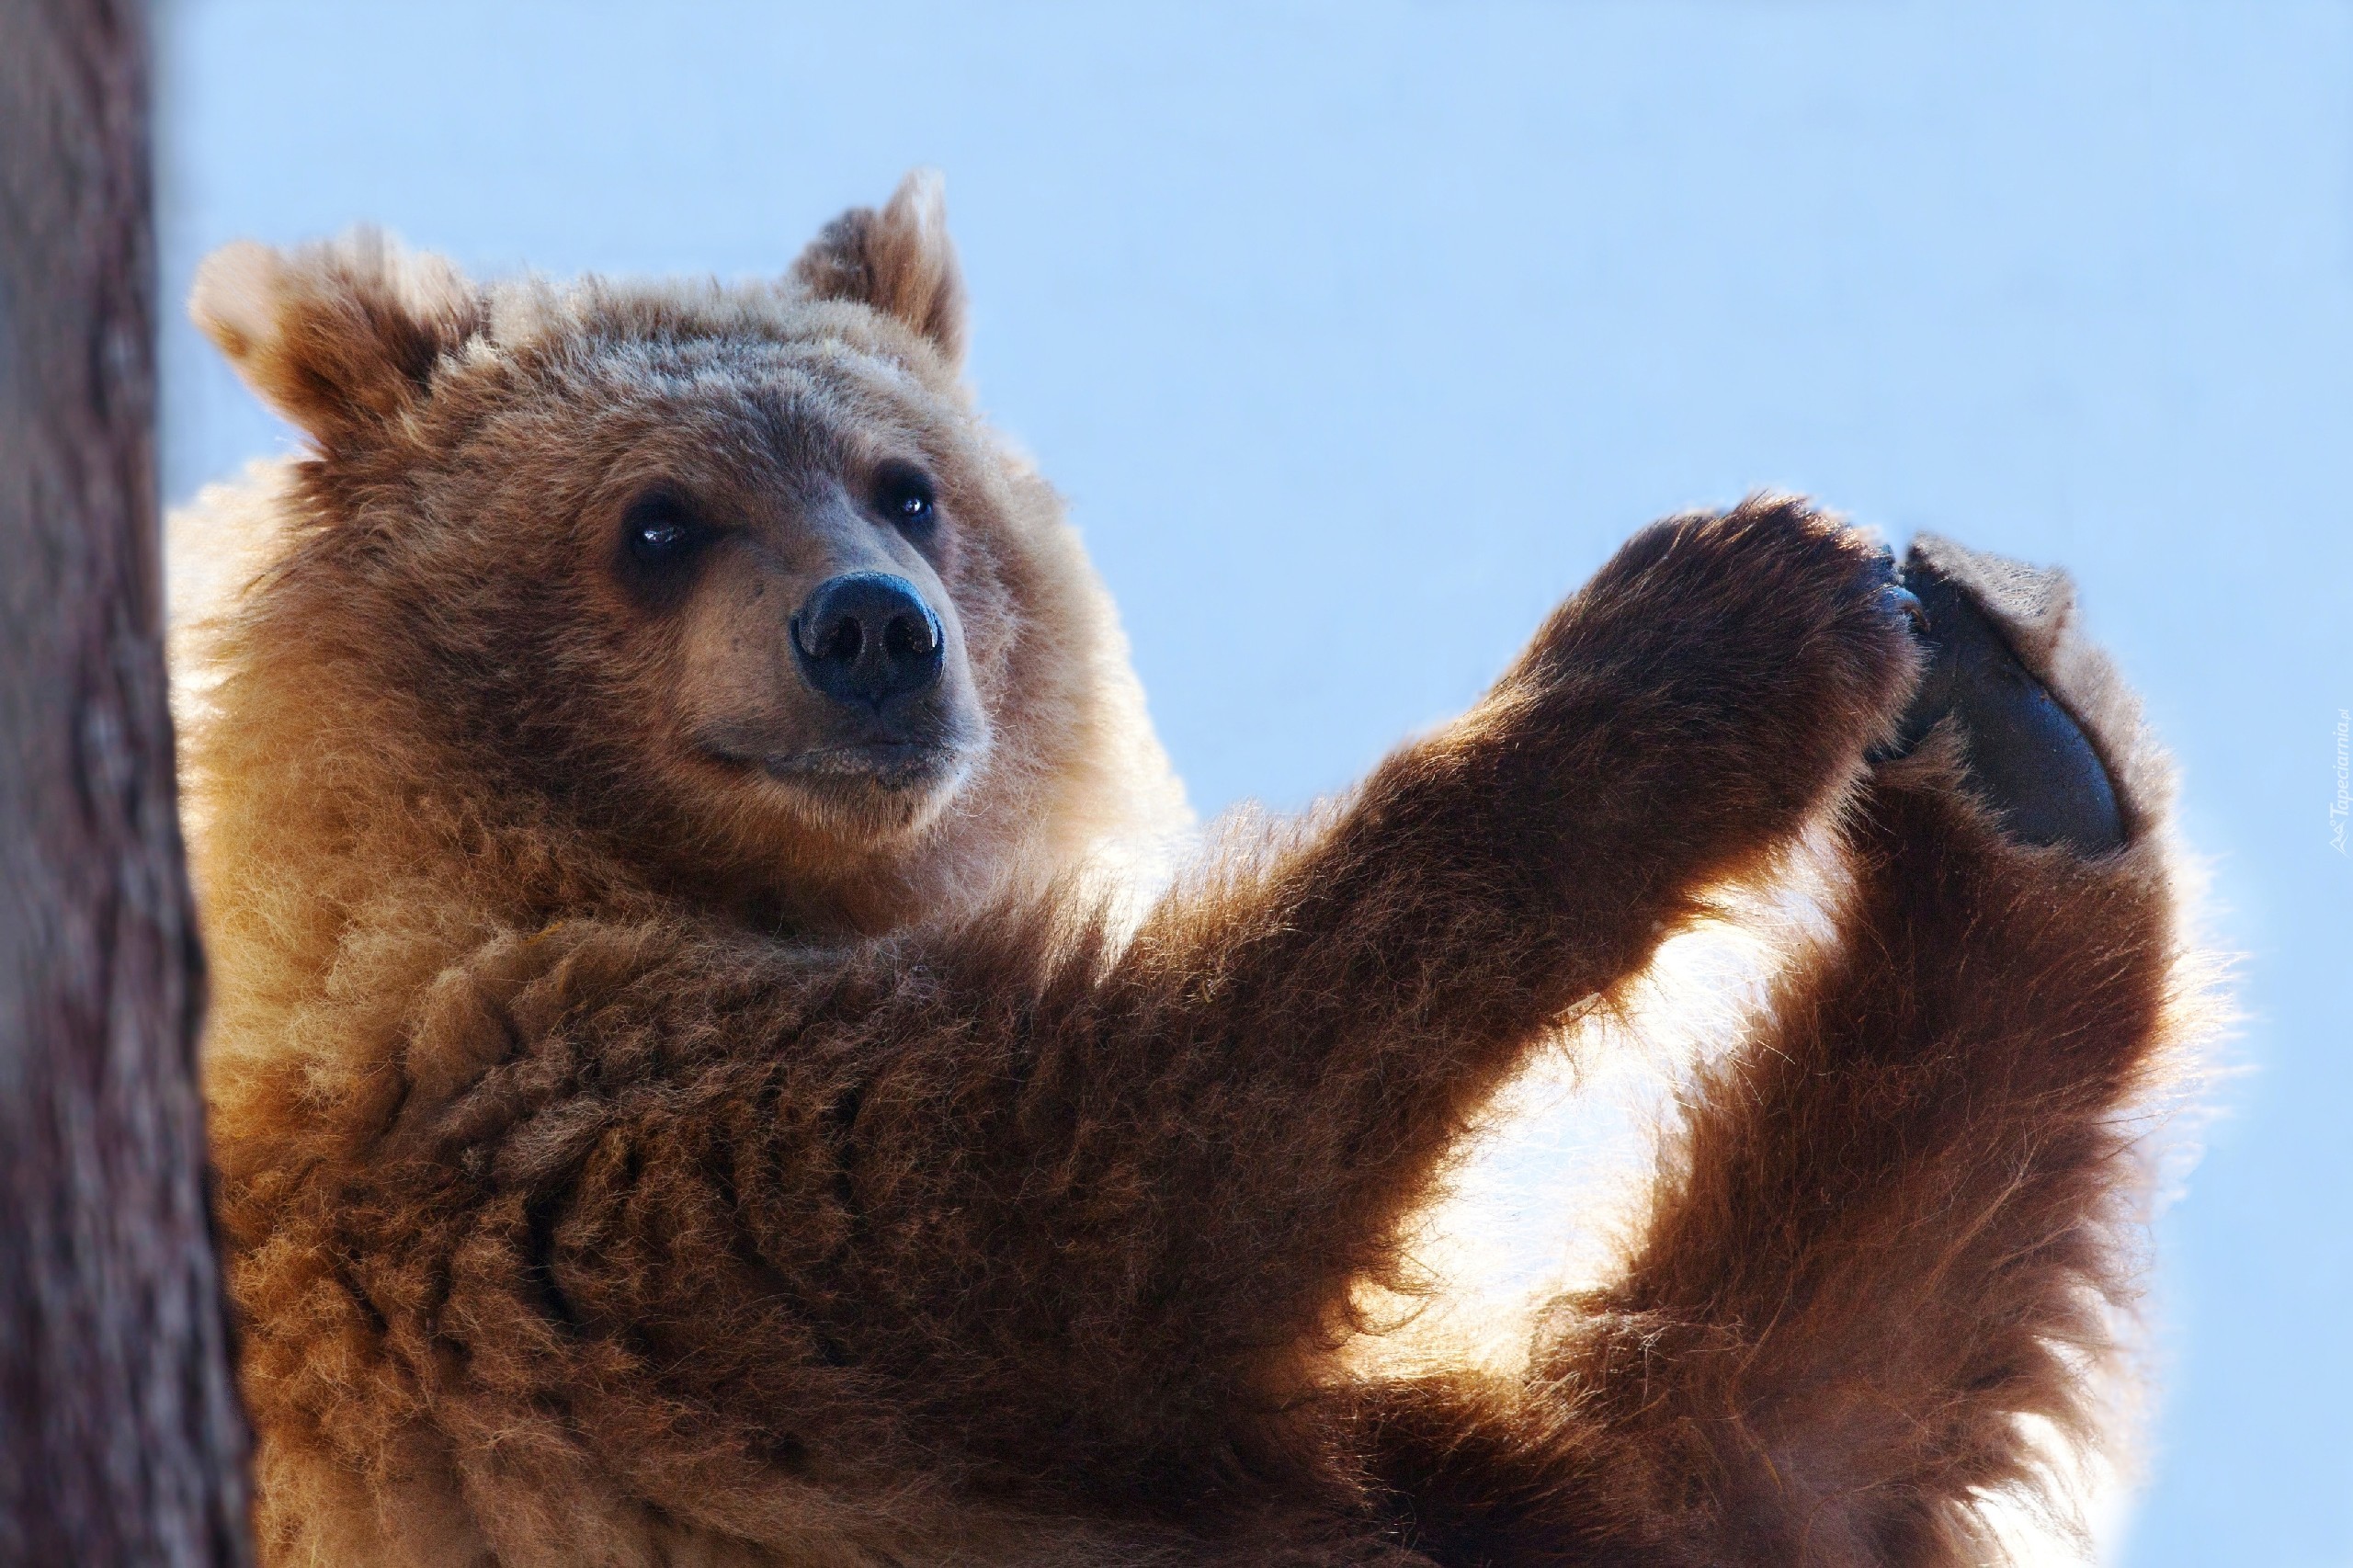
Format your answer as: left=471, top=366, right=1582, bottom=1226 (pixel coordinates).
left=0, top=0, right=254, bottom=1562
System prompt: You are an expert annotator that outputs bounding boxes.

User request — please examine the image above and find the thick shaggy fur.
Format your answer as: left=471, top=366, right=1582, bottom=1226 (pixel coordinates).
left=178, top=173, right=2201, bottom=1566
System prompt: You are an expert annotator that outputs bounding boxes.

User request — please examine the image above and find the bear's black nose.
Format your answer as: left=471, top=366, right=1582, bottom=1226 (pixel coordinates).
left=791, top=572, right=945, bottom=710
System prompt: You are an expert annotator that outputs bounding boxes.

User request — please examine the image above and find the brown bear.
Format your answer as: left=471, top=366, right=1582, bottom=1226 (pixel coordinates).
left=174, top=170, right=2202, bottom=1567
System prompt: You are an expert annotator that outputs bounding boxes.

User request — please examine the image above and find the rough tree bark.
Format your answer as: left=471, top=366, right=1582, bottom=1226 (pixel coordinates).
left=0, top=0, right=254, bottom=1562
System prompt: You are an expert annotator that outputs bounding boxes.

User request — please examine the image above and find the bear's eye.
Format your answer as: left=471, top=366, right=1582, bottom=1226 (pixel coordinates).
left=871, top=460, right=938, bottom=535
left=620, top=489, right=707, bottom=571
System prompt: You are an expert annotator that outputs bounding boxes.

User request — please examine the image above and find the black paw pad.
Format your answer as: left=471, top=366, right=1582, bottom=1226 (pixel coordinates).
left=1882, top=553, right=2125, bottom=856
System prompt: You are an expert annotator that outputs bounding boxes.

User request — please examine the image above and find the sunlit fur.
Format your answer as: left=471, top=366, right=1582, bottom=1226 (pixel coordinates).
left=178, top=172, right=2204, bottom=1567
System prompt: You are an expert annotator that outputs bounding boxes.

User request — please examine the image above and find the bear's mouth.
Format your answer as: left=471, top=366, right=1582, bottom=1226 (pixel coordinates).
left=745, top=738, right=979, bottom=841
left=759, top=739, right=972, bottom=794
left=693, top=710, right=989, bottom=836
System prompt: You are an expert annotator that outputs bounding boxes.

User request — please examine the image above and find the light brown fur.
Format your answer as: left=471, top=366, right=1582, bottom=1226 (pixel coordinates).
left=178, top=172, right=2203, bottom=1566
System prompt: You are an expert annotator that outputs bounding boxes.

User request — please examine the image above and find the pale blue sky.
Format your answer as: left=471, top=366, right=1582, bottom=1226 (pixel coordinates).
left=160, top=3, right=2353, bottom=1561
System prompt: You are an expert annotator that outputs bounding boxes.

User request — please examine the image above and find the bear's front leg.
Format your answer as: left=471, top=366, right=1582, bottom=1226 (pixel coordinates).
left=946, top=497, right=1926, bottom=1513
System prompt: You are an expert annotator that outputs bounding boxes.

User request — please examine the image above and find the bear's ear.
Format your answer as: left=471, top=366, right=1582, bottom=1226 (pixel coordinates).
left=190, top=230, right=483, bottom=444
left=790, top=168, right=967, bottom=369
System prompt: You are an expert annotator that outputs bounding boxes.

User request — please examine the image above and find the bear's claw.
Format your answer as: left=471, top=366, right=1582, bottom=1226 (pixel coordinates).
left=1880, top=543, right=2125, bottom=857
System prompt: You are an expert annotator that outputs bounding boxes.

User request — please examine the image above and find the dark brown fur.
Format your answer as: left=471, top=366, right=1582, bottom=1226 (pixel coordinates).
left=178, top=173, right=2198, bottom=1566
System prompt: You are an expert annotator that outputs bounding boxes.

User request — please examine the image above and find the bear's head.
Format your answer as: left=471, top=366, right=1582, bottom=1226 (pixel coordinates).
left=185, top=172, right=1186, bottom=937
